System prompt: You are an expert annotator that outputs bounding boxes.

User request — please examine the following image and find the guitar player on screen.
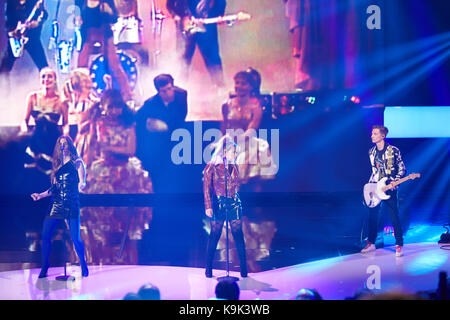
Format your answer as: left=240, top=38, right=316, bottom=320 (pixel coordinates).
left=166, top=0, right=226, bottom=88
left=361, top=125, right=407, bottom=257
left=0, top=0, right=49, bottom=75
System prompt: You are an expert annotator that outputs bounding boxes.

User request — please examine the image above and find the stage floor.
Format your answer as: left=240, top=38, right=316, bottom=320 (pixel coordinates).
left=0, top=242, right=448, bottom=300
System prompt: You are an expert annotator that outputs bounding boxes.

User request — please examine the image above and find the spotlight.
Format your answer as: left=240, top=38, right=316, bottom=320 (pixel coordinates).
left=306, top=96, right=316, bottom=104
left=259, top=93, right=273, bottom=120
left=350, top=96, right=361, bottom=104
left=272, top=92, right=305, bottom=118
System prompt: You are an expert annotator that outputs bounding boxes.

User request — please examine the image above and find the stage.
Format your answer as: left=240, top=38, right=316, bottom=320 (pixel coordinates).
left=1, top=241, right=448, bottom=300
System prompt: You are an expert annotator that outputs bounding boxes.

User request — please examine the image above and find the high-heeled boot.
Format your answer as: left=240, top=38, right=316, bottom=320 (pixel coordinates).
left=39, top=241, right=51, bottom=278
left=81, top=261, right=89, bottom=277
left=38, top=264, right=49, bottom=278
left=232, top=228, right=248, bottom=278
left=205, top=228, right=221, bottom=278
left=73, top=238, right=89, bottom=277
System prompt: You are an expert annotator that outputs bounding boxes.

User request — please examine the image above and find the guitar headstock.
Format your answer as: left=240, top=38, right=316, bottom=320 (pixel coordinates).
left=236, top=12, right=252, bottom=21
left=409, top=173, right=421, bottom=180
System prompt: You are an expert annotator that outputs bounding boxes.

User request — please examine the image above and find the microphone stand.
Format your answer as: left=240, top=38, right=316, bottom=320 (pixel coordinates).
left=56, top=219, right=75, bottom=281
left=56, top=146, right=75, bottom=281
left=217, top=156, right=239, bottom=282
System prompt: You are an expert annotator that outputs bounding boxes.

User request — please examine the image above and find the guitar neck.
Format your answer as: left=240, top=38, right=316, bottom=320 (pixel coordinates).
left=198, top=15, right=240, bottom=24
left=25, top=0, right=43, bottom=25
left=392, top=175, right=412, bottom=187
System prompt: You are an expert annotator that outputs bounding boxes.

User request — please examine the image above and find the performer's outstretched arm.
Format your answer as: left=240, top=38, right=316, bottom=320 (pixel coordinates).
left=30, top=188, right=52, bottom=201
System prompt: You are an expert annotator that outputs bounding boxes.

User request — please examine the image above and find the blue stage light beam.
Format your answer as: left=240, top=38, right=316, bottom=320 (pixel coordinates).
left=355, top=39, right=450, bottom=97
left=399, top=139, right=450, bottom=223
left=383, top=46, right=450, bottom=102
left=421, top=153, right=450, bottom=218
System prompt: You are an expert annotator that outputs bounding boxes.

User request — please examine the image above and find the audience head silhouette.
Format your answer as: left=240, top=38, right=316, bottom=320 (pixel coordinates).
left=215, top=279, right=240, bottom=300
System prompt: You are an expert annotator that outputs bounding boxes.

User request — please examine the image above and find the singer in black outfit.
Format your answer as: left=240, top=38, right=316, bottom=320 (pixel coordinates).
left=31, top=135, right=89, bottom=278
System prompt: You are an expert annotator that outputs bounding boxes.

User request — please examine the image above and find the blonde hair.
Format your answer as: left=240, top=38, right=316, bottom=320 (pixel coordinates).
left=70, top=68, right=92, bottom=92
left=210, top=136, right=240, bottom=164
left=63, top=68, right=93, bottom=101
left=40, top=67, right=58, bottom=91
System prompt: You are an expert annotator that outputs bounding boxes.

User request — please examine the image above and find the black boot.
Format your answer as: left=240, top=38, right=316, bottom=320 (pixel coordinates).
left=81, top=262, right=89, bottom=277
left=232, top=227, right=248, bottom=278
left=205, top=242, right=216, bottom=278
left=240, top=263, right=248, bottom=278
left=38, top=265, right=49, bottom=278
left=205, top=221, right=223, bottom=278
left=73, top=236, right=89, bottom=277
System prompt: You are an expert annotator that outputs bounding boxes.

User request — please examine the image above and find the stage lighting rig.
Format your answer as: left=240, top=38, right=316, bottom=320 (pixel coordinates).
left=272, top=91, right=307, bottom=119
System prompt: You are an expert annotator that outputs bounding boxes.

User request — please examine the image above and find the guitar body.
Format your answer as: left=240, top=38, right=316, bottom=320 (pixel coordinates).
left=363, top=177, right=391, bottom=208
left=9, top=37, right=23, bottom=58
left=9, top=33, right=28, bottom=58
left=181, top=12, right=251, bottom=36
left=181, top=17, right=206, bottom=36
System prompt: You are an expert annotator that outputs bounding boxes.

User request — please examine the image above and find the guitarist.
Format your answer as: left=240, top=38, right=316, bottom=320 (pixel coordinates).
left=361, top=125, right=407, bottom=257
left=0, top=0, right=49, bottom=74
left=166, top=0, right=226, bottom=88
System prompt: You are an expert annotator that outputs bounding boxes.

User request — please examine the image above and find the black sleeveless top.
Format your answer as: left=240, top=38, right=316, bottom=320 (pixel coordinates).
left=76, top=0, right=117, bottom=38
left=48, top=161, right=80, bottom=219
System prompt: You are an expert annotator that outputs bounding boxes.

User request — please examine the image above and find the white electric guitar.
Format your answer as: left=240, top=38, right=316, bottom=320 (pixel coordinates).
left=182, top=11, right=251, bottom=36
left=363, top=173, right=421, bottom=208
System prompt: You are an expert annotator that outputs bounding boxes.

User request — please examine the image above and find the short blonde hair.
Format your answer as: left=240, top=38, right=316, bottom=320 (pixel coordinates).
left=40, top=67, right=58, bottom=91
left=63, top=68, right=93, bottom=100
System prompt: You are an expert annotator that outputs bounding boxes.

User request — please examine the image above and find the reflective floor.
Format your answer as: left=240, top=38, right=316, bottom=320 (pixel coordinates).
left=0, top=242, right=448, bottom=300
